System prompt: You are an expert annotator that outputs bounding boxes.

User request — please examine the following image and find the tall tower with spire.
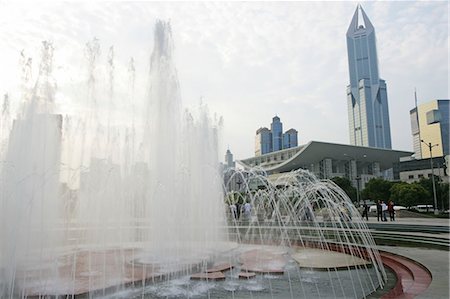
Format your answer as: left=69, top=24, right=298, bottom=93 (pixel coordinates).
left=346, top=5, right=392, bottom=149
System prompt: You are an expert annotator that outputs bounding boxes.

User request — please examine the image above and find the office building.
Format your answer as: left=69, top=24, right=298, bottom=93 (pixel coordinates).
left=255, top=116, right=298, bottom=156
left=410, top=99, right=449, bottom=159
left=283, top=129, right=298, bottom=149
left=346, top=5, right=392, bottom=149
left=255, top=127, right=272, bottom=156
left=271, top=116, right=283, bottom=152
left=224, top=148, right=235, bottom=169
left=239, top=141, right=411, bottom=190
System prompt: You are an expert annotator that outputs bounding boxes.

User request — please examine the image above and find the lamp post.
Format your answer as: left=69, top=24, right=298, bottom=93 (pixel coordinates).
left=344, top=153, right=366, bottom=206
left=421, top=139, right=439, bottom=215
left=356, top=176, right=361, bottom=206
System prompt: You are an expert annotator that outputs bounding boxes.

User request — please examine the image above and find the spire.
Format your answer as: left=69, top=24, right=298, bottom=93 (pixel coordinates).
left=347, top=4, right=374, bottom=36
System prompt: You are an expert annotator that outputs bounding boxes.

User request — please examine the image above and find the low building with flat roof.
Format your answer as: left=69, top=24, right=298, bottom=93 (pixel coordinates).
left=237, top=141, right=412, bottom=190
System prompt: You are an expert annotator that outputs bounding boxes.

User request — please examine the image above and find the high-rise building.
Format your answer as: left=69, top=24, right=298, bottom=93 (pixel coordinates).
left=255, top=127, right=272, bottom=156
left=410, top=99, right=449, bottom=159
left=255, top=117, right=299, bottom=156
left=271, top=116, right=283, bottom=152
left=224, top=148, right=235, bottom=169
left=283, top=128, right=298, bottom=149
left=346, top=5, right=392, bottom=149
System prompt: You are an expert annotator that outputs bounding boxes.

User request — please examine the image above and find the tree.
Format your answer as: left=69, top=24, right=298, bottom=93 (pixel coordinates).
left=331, top=177, right=357, bottom=202
left=418, top=177, right=449, bottom=210
left=439, top=183, right=449, bottom=210
left=390, top=182, right=429, bottom=208
left=360, top=178, right=393, bottom=202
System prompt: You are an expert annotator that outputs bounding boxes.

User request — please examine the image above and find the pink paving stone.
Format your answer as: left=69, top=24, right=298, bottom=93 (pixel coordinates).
left=190, top=271, right=226, bottom=281
left=239, top=249, right=286, bottom=275
left=238, top=272, right=256, bottom=279
left=206, top=262, right=233, bottom=273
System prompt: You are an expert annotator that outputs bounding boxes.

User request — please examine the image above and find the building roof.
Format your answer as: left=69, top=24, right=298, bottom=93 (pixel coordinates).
left=238, top=141, right=413, bottom=174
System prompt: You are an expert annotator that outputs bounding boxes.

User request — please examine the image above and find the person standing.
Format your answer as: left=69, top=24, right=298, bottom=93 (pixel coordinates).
left=388, top=200, right=395, bottom=221
left=362, top=202, right=369, bottom=221
left=381, top=201, right=388, bottom=222
left=243, top=202, right=251, bottom=220
left=236, top=202, right=241, bottom=220
left=376, top=200, right=382, bottom=222
left=230, top=204, right=237, bottom=220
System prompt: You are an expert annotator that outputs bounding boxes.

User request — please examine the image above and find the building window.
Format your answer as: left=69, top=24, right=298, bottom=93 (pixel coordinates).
left=418, top=174, right=424, bottom=178
left=408, top=175, right=414, bottom=179
left=428, top=173, right=432, bottom=178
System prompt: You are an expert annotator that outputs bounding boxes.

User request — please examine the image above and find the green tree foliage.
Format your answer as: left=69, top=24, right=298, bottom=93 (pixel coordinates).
left=418, top=177, right=449, bottom=210
left=390, top=183, right=430, bottom=208
left=360, top=178, right=393, bottom=202
left=331, top=177, right=357, bottom=202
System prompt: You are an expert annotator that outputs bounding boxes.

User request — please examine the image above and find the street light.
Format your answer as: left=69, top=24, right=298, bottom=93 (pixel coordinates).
left=421, top=139, right=439, bottom=215
left=343, top=153, right=367, bottom=206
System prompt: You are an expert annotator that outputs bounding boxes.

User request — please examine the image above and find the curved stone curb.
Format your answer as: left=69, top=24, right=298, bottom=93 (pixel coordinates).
left=380, top=251, right=432, bottom=299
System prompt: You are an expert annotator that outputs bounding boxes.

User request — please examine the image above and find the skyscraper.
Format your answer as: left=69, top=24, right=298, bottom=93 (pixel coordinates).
left=283, top=128, right=298, bottom=149
left=224, top=148, right=235, bottom=169
left=271, top=116, right=283, bottom=152
left=255, top=127, right=272, bottom=156
left=346, top=5, right=392, bottom=149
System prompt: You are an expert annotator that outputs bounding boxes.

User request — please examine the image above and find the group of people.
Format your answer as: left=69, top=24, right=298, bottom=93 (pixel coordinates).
left=376, top=200, right=395, bottom=222
left=229, top=202, right=252, bottom=220
left=360, top=200, right=395, bottom=221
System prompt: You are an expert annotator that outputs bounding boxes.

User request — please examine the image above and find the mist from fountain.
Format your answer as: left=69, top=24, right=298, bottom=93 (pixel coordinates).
left=0, top=21, right=226, bottom=297
left=0, top=20, right=385, bottom=298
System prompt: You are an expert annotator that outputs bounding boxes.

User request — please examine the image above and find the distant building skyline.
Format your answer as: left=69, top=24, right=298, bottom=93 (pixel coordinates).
left=346, top=5, right=392, bottom=149
left=255, top=116, right=298, bottom=156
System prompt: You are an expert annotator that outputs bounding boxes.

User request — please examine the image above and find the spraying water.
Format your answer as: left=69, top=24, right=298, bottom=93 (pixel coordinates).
left=0, top=21, right=385, bottom=298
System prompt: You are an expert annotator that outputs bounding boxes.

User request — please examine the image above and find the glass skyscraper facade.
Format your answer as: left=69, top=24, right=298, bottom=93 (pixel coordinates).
left=271, top=116, right=283, bottom=152
left=283, top=129, right=298, bottom=149
left=255, top=127, right=272, bottom=156
left=346, top=5, right=392, bottom=149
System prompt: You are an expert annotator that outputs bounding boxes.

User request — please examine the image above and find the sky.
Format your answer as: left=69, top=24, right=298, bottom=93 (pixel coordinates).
left=0, top=0, right=448, bottom=160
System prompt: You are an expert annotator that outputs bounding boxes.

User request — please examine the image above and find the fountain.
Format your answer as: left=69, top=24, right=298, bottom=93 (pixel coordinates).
left=0, top=21, right=386, bottom=298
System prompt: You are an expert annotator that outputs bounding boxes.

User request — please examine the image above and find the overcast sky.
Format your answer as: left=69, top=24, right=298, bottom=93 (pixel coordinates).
left=0, top=1, right=448, bottom=160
